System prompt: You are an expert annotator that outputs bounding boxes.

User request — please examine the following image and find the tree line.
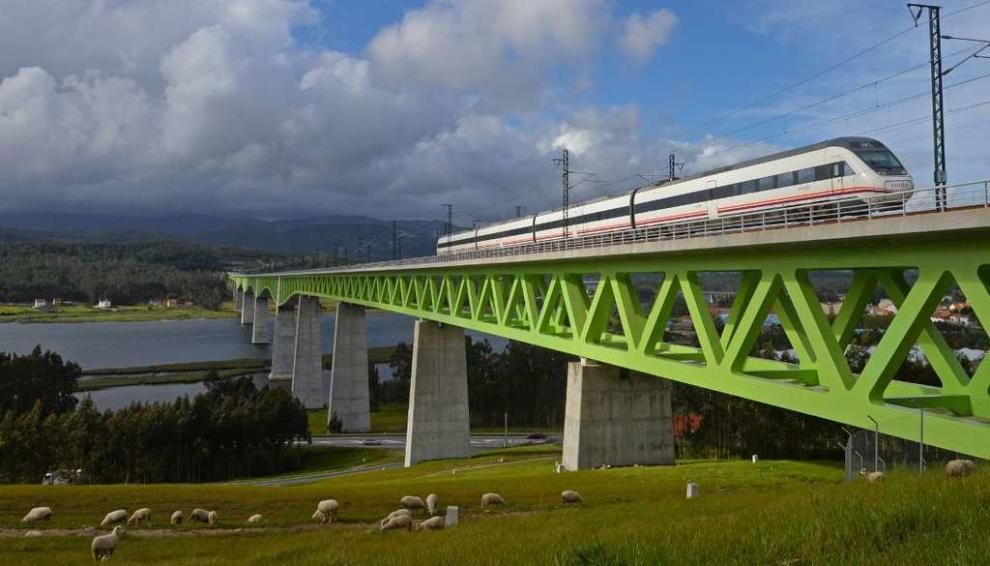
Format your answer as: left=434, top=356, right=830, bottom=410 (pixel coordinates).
left=0, top=348, right=309, bottom=483
left=0, top=240, right=285, bottom=309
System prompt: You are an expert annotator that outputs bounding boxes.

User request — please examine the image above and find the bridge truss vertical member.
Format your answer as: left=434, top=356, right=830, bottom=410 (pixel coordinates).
left=232, top=233, right=990, bottom=459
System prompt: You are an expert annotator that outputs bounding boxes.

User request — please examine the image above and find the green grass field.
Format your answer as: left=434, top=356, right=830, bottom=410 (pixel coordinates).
left=2, top=447, right=988, bottom=565
left=0, top=303, right=236, bottom=324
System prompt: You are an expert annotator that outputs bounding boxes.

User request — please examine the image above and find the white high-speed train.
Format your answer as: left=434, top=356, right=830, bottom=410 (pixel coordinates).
left=437, top=137, right=913, bottom=255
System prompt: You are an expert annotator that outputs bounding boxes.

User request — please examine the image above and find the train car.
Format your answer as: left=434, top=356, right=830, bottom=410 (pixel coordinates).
left=437, top=137, right=913, bottom=255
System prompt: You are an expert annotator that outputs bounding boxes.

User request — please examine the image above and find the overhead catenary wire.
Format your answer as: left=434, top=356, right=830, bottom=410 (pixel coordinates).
left=677, top=0, right=990, bottom=140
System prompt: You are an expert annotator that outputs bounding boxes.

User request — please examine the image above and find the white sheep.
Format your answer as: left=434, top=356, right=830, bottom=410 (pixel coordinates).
left=100, top=509, right=128, bottom=528
left=379, top=509, right=411, bottom=528
left=860, top=468, right=886, bottom=483
left=247, top=514, right=263, bottom=524
left=91, top=525, right=124, bottom=561
left=23, top=530, right=43, bottom=537
left=946, top=459, right=977, bottom=478
left=127, top=508, right=151, bottom=527
left=415, top=516, right=445, bottom=531
left=400, top=495, right=426, bottom=511
left=561, top=490, right=583, bottom=504
left=207, top=510, right=219, bottom=526
left=426, top=493, right=439, bottom=516
left=170, top=511, right=183, bottom=525
left=481, top=492, right=505, bottom=507
left=21, top=506, right=52, bottom=523
left=313, top=499, right=339, bottom=524
left=190, top=508, right=210, bottom=523
left=380, top=513, right=413, bottom=531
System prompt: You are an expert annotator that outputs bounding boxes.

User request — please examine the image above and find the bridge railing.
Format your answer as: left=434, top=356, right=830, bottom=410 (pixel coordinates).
left=235, top=179, right=990, bottom=275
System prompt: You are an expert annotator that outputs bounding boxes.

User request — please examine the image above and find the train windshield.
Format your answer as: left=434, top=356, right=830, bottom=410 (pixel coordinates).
left=851, top=147, right=906, bottom=175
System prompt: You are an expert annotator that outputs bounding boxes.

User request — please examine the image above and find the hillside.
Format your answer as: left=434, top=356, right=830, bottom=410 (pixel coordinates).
left=1, top=449, right=987, bottom=565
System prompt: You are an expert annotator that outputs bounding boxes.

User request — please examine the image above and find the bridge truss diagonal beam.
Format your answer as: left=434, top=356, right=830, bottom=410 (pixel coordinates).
left=232, top=237, right=990, bottom=458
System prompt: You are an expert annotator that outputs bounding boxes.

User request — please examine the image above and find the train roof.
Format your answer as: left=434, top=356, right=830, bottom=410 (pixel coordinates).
left=447, top=136, right=888, bottom=237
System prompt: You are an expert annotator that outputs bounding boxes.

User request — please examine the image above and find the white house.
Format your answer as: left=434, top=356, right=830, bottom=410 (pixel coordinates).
left=96, top=299, right=112, bottom=309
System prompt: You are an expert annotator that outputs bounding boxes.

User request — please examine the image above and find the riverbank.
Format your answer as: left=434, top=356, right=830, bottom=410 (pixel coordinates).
left=0, top=303, right=237, bottom=324
left=77, top=346, right=399, bottom=391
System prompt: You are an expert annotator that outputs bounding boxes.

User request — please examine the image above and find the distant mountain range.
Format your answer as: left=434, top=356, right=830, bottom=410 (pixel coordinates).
left=0, top=212, right=454, bottom=260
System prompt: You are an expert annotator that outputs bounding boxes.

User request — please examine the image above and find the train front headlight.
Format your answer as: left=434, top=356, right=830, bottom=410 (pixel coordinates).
left=884, top=180, right=913, bottom=191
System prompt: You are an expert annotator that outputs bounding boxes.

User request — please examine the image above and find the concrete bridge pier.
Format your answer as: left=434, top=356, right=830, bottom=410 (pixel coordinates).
left=268, top=299, right=297, bottom=393
left=240, top=291, right=255, bottom=325
left=404, top=320, right=471, bottom=467
left=328, top=303, right=371, bottom=432
left=291, top=296, right=324, bottom=409
left=234, top=288, right=244, bottom=313
left=562, top=359, right=675, bottom=471
left=251, top=295, right=270, bottom=344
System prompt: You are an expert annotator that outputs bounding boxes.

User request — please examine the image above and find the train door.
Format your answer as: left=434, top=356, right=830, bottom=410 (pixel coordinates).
left=829, top=152, right=844, bottom=194
left=706, top=180, right=718, bottom=218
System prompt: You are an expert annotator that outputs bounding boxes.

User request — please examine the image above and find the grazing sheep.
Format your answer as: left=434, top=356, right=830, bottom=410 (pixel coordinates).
left=21, top=507, right=52, bottom=523
left=561, top=490, right=583, bottom=504
left=207, top=510, right=219, bottom=526
left=379, top=509, right=411, bottom=528
left=481, top=493, right=504, bottom=507
left=170, top=511, right=183, bottom=526
left=426, top=493, right=439, bottom=516
left=415, top=516, right=445, bottom=531
left=247, top=514, right=263, bottom=524
left=190, top=508, right=210, bottom=523
left=313, top=499, right=339, bottom=524
left=126, top=508, right=151, bottom=527
left=380, top=513, right=413, bottom=531
left=400, top=495, right=425, bottom=511
left=860, top=468, right=886, bottom=483
left=100, top=509, right=128, bottom=528
left=946, top=459, right=977, bottom=478
left=91, top=525, right=124, bottom=561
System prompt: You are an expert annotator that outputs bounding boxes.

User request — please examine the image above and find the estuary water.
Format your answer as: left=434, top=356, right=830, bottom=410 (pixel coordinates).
left=0, top=313, right=505, bottom=410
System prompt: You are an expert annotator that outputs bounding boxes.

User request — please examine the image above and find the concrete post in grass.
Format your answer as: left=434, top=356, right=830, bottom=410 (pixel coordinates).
left=269, top=298, right=297, bottom=393
left=328, top=302, right=371, bottom=432
left=251, top=295, right=270, bottom=345
left=292, top=295, right=324, bottom=410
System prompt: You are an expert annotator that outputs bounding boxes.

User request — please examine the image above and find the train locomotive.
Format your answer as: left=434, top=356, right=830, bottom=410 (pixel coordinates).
left=437, top=137, right=913, bottom=255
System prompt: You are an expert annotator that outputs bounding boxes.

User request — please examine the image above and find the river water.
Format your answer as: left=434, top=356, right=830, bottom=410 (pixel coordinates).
left=0, top=313, right=506, bottom=410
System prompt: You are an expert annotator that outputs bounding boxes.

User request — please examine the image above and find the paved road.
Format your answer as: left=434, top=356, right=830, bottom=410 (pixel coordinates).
left=307, top=434, right=559, bottom=450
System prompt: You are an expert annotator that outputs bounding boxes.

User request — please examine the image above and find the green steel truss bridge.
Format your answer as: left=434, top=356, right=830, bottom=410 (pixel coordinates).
left=231, top=181, right=990, bottom=458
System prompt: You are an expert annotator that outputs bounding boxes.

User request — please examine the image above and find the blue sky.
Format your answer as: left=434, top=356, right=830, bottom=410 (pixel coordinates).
left=0, top=0, right=987, bottom=222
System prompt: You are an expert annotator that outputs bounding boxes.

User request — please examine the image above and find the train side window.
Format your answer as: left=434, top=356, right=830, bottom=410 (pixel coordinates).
left=758, top=176, right=776, bottom=191
left=739, top=180, right=757, bottom=194
left=797, top=168, right=814, bottom=183
left=813, top=165, right=831, bottom=182
left=776, top=174, right=792, bottom=189
left=842, top=162, right=855, bottom=176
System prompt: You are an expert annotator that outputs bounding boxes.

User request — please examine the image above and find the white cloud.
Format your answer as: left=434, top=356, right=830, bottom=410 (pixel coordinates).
left=619, top=9, right=678, bottom=63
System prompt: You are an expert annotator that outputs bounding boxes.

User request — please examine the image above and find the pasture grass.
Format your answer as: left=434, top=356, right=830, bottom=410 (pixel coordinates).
left=3, top=450, right=986, bottom=565
left=0, top=304, right=236, bottom=324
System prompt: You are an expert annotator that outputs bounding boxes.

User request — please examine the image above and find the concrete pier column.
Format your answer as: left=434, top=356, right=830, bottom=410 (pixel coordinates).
left=328, top=303, right=371, bottom=433
left=251, top=295, right=270, bottom=344
left=269, top=299, right=297, bottom=393
left=292, top=296, right=324, bottom=409
left=240, top=291, right=255, bottom=325
left=562, top=359, right=674, bottom=471
left=234, top=288, right=244, bottom=313
left=404, top=321, right=470, bottom=467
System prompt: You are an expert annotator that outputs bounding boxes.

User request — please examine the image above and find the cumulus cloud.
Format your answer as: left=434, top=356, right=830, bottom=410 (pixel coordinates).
left=619, top=9, right=678, bottom=63
left=0, top=0, right=696, bottom=221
